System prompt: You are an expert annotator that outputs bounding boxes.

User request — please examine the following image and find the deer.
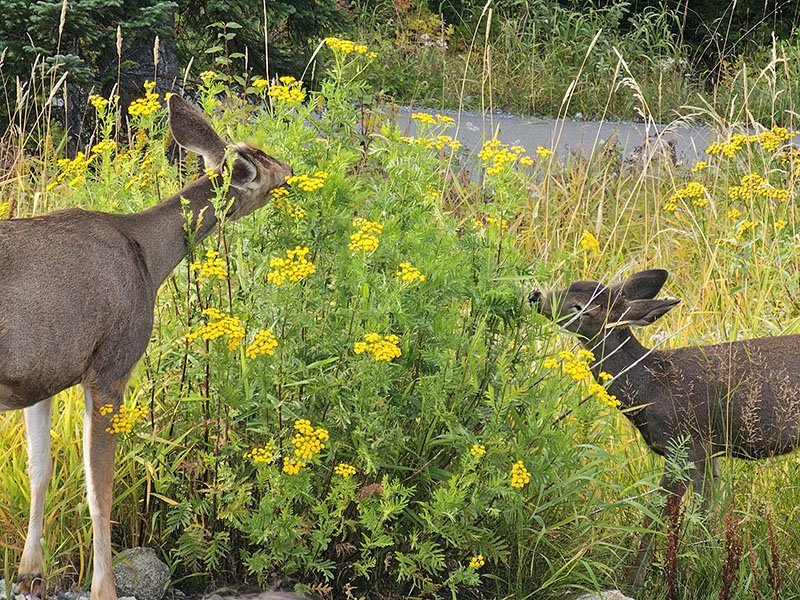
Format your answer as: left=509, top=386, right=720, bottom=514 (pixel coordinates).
left=529, top=269, right=800, bottom=586
left=3, top=94, right=292, bottom=600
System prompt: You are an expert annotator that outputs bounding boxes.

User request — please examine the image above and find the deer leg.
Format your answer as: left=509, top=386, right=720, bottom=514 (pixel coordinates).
left=688, top=446, right=716, bottom=510
left=83, top=384, right=122, bottom=600
left=627, top=471, right=686, bottom=588
left=15, top=397, right=54, bottom=599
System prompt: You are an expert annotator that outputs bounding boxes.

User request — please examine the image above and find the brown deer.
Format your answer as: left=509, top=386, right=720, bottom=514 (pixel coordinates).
left=529, top=269, right=800, bottom=585
left=4, top=94, right=292, bottom=600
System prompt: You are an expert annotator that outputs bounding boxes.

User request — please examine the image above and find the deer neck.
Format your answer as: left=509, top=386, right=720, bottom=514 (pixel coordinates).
left=120, top=175, right=220, bottom=287
left=586, top=327, right=652, bottom=410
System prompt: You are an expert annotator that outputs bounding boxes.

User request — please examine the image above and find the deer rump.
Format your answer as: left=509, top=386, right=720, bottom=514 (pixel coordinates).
left=0, top=210, right=154, bottom=411
left=637, top=336, right=800, bottom=460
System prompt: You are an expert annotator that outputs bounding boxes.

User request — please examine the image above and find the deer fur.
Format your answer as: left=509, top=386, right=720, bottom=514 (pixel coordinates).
left=529, top=269, right=800, bottom=586
left=3, top=94, right=292, bottom=600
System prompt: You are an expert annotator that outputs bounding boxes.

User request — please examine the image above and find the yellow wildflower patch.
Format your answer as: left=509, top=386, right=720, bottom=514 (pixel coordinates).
left=128, top=80, right=161, bottom=117
left=268, top=77, right=306, bottom=104
left=334, top=463, right=357, bottom=478
left=354, top=332, right=401, bottom=362
left=728, top=172, right=790, bottom=202
left=292, top=419, right=329, bottom=460
left=287, top=171, right=327, bottom=192
left=478, top=139, right=534, bottom=175
left=266, top=246, right=316, bottom=285
left=245, top=329, right=278, bottom=359
left=271, top=187, right=305, bottom=220
left=580, top=230, right=601, bottom=257
left=468, top=554, right=486, bottom=569
left=101, top=404, right=148, bottom=435
left=189, top=249, right=227, bottom=282
left=396, top=262, right=425, bottom=283
left=469, top=444, right=486, bottom=458
left=325, top=36, right=370, bottom=56
left=664, top=181, right=708, bottom=211
left=244, top=443, right=274, bottom=464
left=282, top=457, right=306, bottom=475
left=348, top=217, right=383, bottom=253
left=510, top=460, right=531, bottom=488
left=186, top=307, right=245, bottom=351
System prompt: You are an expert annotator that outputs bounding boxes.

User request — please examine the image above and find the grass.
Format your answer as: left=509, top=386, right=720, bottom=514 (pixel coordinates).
left=1, top=24, right=800, bottom=600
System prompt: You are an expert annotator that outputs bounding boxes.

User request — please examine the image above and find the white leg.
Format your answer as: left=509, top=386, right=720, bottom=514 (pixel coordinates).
left=16, top=397, right=54, bottom=598
left=83, top=386, right=119, bottom=600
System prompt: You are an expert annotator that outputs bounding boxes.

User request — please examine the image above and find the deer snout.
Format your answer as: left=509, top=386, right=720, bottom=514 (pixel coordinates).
left=528, top=290, right=543, bottom=310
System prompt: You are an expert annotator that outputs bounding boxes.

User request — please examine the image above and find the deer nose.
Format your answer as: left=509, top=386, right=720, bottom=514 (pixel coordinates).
left=528, top=290, right=543, bottom=309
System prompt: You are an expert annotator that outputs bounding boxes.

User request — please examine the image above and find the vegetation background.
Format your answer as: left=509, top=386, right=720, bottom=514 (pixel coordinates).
left=1, top=1, right=800, bottom=599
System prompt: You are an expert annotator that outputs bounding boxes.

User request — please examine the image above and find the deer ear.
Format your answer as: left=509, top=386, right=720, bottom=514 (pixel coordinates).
left=168, top=95, right=227, bottom=169
left=616, top=298, right=680, bottom=327
left=614, top=269, right=670, bottom=300
left=229, top=150, right=259, bottom=190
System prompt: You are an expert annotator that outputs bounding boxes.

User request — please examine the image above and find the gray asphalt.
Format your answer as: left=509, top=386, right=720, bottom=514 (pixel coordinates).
left=393, top=105, right=714, bottom=165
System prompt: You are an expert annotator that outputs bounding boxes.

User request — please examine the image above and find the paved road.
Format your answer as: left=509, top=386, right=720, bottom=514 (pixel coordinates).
left=393, top=105, right=714, bottom=165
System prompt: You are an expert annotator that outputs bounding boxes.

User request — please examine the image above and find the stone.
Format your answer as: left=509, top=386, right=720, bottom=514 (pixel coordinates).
left=575, top=591, right=635, bottom=600
left=113, top=547, right=170, bottom=600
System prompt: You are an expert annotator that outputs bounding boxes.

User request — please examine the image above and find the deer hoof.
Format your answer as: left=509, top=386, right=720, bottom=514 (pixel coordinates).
left=13, top=572, right=47, bottom=599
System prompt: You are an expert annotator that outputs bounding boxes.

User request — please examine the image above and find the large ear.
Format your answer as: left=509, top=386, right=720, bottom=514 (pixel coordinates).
left=613, top=269, right=669, bottom=300
left=611, top=298, right=680, bottom=327
left=229, top=149, right=258, bottom=190
left=168, top=95, right=227, bottom=169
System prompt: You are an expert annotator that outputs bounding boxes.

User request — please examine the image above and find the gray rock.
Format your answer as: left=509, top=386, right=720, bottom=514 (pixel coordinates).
left=113, top=547, right=170, bottom=600
left=575, top=591, right=635, bottom=600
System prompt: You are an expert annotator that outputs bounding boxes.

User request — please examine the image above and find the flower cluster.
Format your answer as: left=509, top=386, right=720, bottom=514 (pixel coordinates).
left=587, top=382, right=620, bottom=408
left=128, top=80, right=161, bottom=118
left=245, top=329, right=278, bottom=359
left=348, top=217, right=383, bottom=253
left=334, top=462, right=357, bottom=478
left=399, top=135, right=462, bottom=152
left=292, top=419, right=330, bottom=461
left=472, top=214, right=509, bottom=231
left=47, top=151, right=93, bottom=190
left=266, top=246, right=316, bottom=285
left=580, top=230, right=601, bottom=256
left=271, top=187, right=305, bottom=220
left=283, top=457, right=305, bottom=475
left=663, top=181, right=708, bottom=212
left=728, top=172, right=790, bottom=202
left=287, top=171, right=328, bottom=192
left=354, top=332, right=402, bottom=361
left=706, top=127, right=792, bottom=158
left=189, top=249, right=227, bottom=282
left=100, top=404, right=148, bottom=435
left=510, top=460, right=531, bottom=488
left=411, top=112, right=455, bottom=127
left=691, top=160, right=708, bottom=172
left=543, top=349, right=595, bottom=382
left=268, top=76, right=306, bottom=104
left=396, top=262, right=425, bottom=283
left=91, top=139, right=116, bottom=155
left=469, top=443, right=486, bottom=458
left=478, top=139, right=535, bottom=174
left=468, top=554, right=486, bottom=569
left=244, top=443, right=274, bottom=464
left=324, top=36, right=376, bottom=58
left=536, top=146, right=554, bottom=159
left=199, top=71, right=218, bottom=86
left=88, top=94, right=109, bottom=112
left=186, top=307, right=245, bottom=351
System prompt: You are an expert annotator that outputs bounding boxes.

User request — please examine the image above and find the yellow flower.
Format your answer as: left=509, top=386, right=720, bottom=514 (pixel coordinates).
left=292, top=419, right=329, bottom=460
left=199, top=71, right=218, bottom=86
left=354, top=332, right=401, bottom=362
left=244, top=443, right=274, bottom=464
left=252, top=77, right=269, bottom=89
left=580, top=230, right=601, bottom=257
left=268, top=77, right=306, bottom=104
left=478, top=139, right=532, bottom=174
left=128, top=81, right=161, bottom=117
left=598, top=371, right=613, bottom=381
left=186, top=308, right=245, bottom=351
left=727, top=208, right=741, bottom=220
left=103, top=404, right=148, bottom=435
left=396, top=262, right=425, bottom=283
left=245, top=329, right=278, bottom=359
left=469, top=444, right=486, bottom=458
left=189, top=249, right=227, bottom=282
left=271, top=187, right=305, bottom=220
left=282, top=457, right=306, bottom=475
left=411, top=112, right=437, bottom=126
left=334, top=463, right=357, bottom=478
left=510, top=460, right=531, bottom=488
left=588, top=382, right=620, bottom=408
left=88, top=94, right=109, bottom=112
left=691, top=160, right=708, bottom=172
left=468, top=554, right=485, bottom=569
left=287, top=171, right=327, bottom=192
left=536, top=146, right=553, bottom=158
left=325, top=37, right=370, bottom=56
left=91, top=139, right=116, bottom=155
left=47, top=151, right=94, bottom=190
left=728, top=172, right=789, bottom=202
left=266, top=246, right=316, bottom=285
left=348, top=217, right=383, bottom=253
left=665, top=181, right=708, bottom=212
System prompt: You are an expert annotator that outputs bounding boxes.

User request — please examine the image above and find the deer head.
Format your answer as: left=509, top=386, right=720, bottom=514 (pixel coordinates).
left=529, top=269, right=680, bottom=339
left=167, top=94, right=292, bottom=220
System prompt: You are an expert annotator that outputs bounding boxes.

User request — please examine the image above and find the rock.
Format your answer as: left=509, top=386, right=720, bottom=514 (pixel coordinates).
left=54, top=592, right=90, bottom=600
left=575, top=591, right=635, bottom=600
left=113, top=547, right=170, bottom=600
